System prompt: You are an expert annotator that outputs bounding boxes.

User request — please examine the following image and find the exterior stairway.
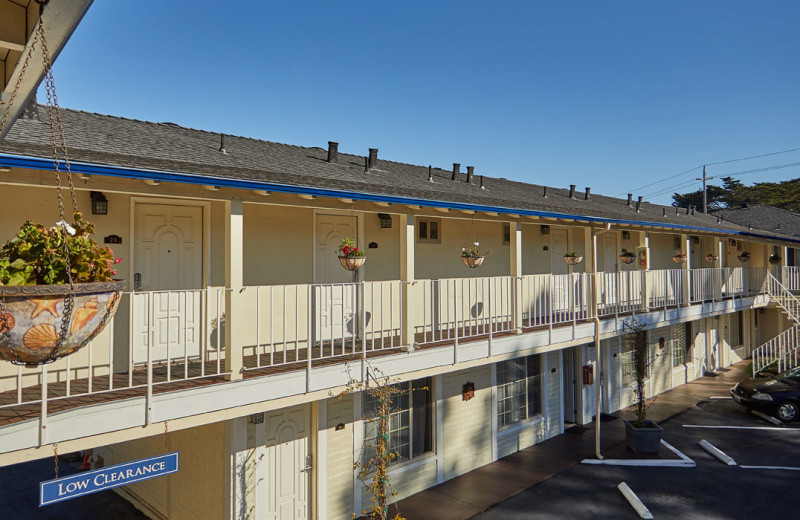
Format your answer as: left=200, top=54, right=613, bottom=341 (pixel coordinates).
left=753, top=273, right=800, bottom=375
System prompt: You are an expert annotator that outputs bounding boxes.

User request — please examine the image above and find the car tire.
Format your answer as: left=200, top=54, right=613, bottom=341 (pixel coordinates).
left=776, top=401, right=799, bottom=423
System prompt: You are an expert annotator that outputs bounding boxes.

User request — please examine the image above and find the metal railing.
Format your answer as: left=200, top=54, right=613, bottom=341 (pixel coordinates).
left=520, top=273, right=593, bottom=329
left=782, top=266, right=800, bottom=291
left=753, top=325, right=800, bottom=375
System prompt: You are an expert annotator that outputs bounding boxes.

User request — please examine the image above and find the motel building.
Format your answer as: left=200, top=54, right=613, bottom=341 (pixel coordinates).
left=2, top=105, right=800, bottom=519
left=3, top=5, right=800, bottom=520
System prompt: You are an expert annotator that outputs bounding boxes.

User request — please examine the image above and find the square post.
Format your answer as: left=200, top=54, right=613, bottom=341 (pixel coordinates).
left=224, top=199, right=244, bottom=380
left=400, top=214, right=415, bottom=346
left=681, top=234, right=690, bottom=306
left=510, top=221, right=523, bottom=332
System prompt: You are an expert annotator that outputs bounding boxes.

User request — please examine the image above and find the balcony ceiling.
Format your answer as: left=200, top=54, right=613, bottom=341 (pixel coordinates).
left=0, top=0, right=92, bottom=141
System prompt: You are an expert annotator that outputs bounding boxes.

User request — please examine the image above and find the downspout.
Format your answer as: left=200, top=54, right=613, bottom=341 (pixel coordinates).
left=592, top=223, right=610, bottom=460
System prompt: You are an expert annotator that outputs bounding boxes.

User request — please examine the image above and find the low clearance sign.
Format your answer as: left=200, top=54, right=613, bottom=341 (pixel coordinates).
left=40, top=452, right=179, bottom=506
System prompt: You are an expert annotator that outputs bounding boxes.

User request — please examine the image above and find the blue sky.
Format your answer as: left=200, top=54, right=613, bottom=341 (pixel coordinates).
left=47, top=1, right=800, bottom=205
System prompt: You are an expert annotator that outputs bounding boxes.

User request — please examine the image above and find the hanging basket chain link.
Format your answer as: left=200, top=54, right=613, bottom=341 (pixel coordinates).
left=53, top=442, right=59, bottom=479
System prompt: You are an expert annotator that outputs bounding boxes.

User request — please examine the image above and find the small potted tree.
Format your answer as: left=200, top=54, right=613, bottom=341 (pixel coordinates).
left=461, top=242, right=490, bottom=269
left=619, top=249, right=636, bottom=265
left=622, top=318, right=663, bottom=453
left=563, top=252, right=583, bottom=265
left=338, top=238, right=366, bottom=271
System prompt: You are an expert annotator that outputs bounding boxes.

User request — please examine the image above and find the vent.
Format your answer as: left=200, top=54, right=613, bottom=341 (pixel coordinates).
left=327, top=141, right=339, bottom=163
left=368, top=148, right=378, bottom=169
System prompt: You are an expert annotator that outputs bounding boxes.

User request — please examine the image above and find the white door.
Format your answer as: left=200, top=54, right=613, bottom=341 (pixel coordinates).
left=707, top=319, right=719, bottom=372
left=562, top=349, right=577, bottom=424
left=133, top=203, right=203, bottom=364
left=315, top=214, right=358, bottom=343
left=265, top=406, right=310, bottom=520
left=550, top=229, right=569, bottom=315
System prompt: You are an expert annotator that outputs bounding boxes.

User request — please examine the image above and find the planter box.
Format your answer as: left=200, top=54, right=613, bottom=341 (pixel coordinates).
left=624, top=420, right=663, bottom=454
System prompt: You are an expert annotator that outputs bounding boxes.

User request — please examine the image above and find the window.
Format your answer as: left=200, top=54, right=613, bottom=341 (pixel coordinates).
left=672, top=323, right=692, bottom=367
left=502, top=223, right=511, bottom=245
left=417, top=218, right=441, bottom=243
left=362, top=377, right=433, bottom=466
left=497, top=355, right=542, bottom=427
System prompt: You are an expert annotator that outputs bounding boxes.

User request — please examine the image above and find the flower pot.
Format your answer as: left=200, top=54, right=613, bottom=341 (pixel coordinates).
left=705, top=255, right=718, bottom=263
left=738, top=254, right=751, bottom=263
left=672, top=255, right=686, bottom=264
left=620, top=255, right=636, bottom=265
left=769, top=255, right=781, bottom=265
left=0, top=280, right=125, bottom=366
left=461, top=256, right=485, bottom=269
left=563, top=256, right=583, bottom=265
left=339, top=256, right=366, bottom=271
left=624, top=419, right=663, bottom=454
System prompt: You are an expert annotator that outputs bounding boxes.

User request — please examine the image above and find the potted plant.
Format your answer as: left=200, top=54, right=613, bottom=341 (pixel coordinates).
left=461, top=242, right=490, bottom=268
left=0, top=213, right=124, bottom=366
left=769, top=253, right=782, bottom=265
left=563, top=252, right=583, bottom=265
left=619, top=249, right=636, bottom=265
left=705, top=252, right=718, bottom=263
left=737, top=251, right=751, bottom=263
left=338, top=238, right=366, bottom=271
left=622, top=318, right=664, bottom=453
left=672, top=250, right=687, bottom=264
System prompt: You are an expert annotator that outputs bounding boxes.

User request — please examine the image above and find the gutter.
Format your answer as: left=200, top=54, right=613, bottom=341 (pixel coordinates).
left=2, top=152, right=800, bottom=244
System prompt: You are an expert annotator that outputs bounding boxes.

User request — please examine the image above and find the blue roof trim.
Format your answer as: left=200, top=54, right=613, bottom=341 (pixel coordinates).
left=3, top=152, right=800, bottom=244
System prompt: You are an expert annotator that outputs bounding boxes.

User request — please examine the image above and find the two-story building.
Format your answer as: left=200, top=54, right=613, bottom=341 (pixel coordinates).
left=0, top=105, right=798, bottom=520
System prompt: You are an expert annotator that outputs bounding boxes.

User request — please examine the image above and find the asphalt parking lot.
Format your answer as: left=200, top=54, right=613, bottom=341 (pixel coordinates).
left=471, top=398, right=800, bottom=520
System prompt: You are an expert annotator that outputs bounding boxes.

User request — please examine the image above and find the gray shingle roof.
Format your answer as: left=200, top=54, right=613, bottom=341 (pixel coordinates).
left=0, top=106, right=797, bottom=242
left=715, top=204, right=800, bottom=237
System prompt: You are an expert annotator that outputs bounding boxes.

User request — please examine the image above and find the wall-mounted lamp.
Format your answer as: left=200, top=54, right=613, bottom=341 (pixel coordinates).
left=80, top=172, right=91, bottom=181
left=692, top=236, right=700, bottom=245
left=143, top=179, right=160, bottom=186
left=377, top=213, right=392, bottom=229
left=540, top=225, right=550, bottom=235
left=90, top=191, right=108, bottom=215
left=622, top=231, right=631, bottom=240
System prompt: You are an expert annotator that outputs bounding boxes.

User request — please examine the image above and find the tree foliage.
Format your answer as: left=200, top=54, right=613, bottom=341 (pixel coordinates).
left=672, top=176, right=800, bottom=212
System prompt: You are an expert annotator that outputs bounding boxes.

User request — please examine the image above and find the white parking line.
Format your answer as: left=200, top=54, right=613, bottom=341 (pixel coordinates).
left=683, top=425, right=796, bottom=431
left=582, top=440, right=695, bottom=467
left=740, top=465, right=800, bottom=471
left=699, top=440, right=737, bottom=465
left=708, top=396, right=732, bottom=400
left=618, top=482, right=654, bottom=519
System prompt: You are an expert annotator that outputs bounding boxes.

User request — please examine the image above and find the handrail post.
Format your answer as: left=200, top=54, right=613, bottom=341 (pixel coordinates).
left=39, top=365, right=48, bottom=446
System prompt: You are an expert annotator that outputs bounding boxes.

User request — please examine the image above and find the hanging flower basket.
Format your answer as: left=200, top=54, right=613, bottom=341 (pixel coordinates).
left=461, top=256, right=485, bottom=269
left=0, top=281, right=124, bottom=367
left=337, top=238, right=365, bottom=271
left=564, top=253, right=583, bottom=265
left=738, top=252, right=751, bottom=263
left=672, top=252, right=687, bottom=264
left=705, top=253, right=718, bottom=263
left=769, top=254, right=782, bottom=265
left=339, top=256, right=366, bottom=271
left=620, top=250, right=636, bottom=265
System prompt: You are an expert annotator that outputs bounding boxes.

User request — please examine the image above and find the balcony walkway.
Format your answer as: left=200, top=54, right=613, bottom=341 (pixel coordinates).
left=392, top=361, right=749, bottom=520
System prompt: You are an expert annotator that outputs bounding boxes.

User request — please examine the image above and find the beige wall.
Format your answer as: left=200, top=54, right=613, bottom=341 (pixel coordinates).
left=325, top=395, right=355, bottom=520
left=362, top=212, right=401, bottom=281
left=415, top=218, right=510, bottom=280
left=243, top=204, right=313, bottom=285
left=98, top=422, right=227, bottom=520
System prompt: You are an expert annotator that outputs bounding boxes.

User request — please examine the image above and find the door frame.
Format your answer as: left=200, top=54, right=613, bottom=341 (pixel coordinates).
left=129, top=197, right=212, bottom=289
left=312, top=209, right=365, bottom=284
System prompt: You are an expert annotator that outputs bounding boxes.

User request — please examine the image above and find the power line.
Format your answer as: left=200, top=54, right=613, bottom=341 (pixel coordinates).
left=618, top=146, right=800, bottom=197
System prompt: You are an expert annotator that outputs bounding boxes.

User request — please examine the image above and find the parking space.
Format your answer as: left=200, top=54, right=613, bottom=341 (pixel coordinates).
left=471, top=397, right=800, bottom=520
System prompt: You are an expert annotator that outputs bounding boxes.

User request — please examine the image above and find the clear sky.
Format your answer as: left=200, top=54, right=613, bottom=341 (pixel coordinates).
left=46, top=1, right=800, bottom=205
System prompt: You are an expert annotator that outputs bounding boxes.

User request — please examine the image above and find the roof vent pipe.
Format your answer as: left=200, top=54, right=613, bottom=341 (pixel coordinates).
left=675, top=207, right=680, bottom=216
left=543, top=186, right=547, bottom=198
left=569, top=185, right=576, bottom=198
left=368, top=148, right=378, bottom=169
left=428, top=165, right=434, bottom=182
left=663, top=208, right=667, bottom=217
left=452, top=163, right=460, bottom=181
left=686, top=206, right=690, bottom=214
left=627, top=194, right=633, bottom=206
left=691, top=206, right=695, bottom=215
left=327, top=141, right=339, bottom=163
left=363, top=157, right=369, bottom=172
left=584, top=187, right=591, bottom=200
left=635, top=199, right=641, bottom=213
left=480, top=175, right=485, bottom=189
left=219, top=134, right=227, bottom=154
left=466, top=166, right=474, bottom=184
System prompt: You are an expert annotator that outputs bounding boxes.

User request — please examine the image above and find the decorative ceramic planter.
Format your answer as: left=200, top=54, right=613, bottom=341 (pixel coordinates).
left=738, top=253, right=751, bottom=263
left=339, top=256, right=366, bottom=271
left=705, top=255, right=718, bottom=263
left=461, top=256, right=485, bottom=269
left=564, top=256, right=583, bottom=265
left=0, top=280, right=125, bottom=366
left=672, top=255, right=686, bottom=264
left=624, top=419, right=663, bottom=454
left=620, top=255, right=636, bottom=265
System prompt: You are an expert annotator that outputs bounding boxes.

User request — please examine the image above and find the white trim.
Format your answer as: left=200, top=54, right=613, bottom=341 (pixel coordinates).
left=386, top=452, right=438, bottom=477
left=490, top=363, right=498, bottom=461
left=582, top=440, right=694, bottom=467
left=434, top=375, right=444, bottom=484
left=317, top=400, right=328, bottom=520
left=559, top=349, right=565, bottom=435
left=129, top=197, right=212, bottom=289
left=542, top=353, right=550, bottom=435
left=740, top=465, right=800, bottom=471
left=352, top=391, right=363, bottom=515
left=496, top=414, right=545, bottom=439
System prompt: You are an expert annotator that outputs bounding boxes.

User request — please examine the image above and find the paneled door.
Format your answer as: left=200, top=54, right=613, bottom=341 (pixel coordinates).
left=264, top=406, right=310, bottom=520
left=314, top=214, right=358, bottom=344
left=132, top=203, right=203, bottom=363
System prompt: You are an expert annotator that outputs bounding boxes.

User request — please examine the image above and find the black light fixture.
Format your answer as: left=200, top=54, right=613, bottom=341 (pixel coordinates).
left=540, top=225, right=550, bottom=235
left=90, top=191, right=108, bottom=215
left=622, top=230, right=631, bottom=240
left=377, top=213, right=392, bottom=228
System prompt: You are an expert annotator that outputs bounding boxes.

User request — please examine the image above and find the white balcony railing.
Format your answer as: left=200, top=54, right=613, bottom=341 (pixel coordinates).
left=0, top=267, right=767, bottom=442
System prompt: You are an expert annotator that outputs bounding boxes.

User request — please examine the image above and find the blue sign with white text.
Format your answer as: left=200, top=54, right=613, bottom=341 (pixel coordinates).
left=40, top=452, right=179, bottom=506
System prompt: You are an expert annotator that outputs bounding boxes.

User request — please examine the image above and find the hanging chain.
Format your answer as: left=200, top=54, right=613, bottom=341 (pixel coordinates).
left=0, top=6, right=42, bottom=133
left=163, top=421, right=169, bottom=454
left=53, top=442, right=59, bottom=479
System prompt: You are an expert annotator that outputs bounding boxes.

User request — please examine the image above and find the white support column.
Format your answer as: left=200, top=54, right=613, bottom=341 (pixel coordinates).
left=681, top=234, right=690, bottom=305
left=226, top=416, right=249, bottom=520
left=490, top=365, right=498, bottom=461
left=435, top=374, right=444, bottom=484
left=510, top=222, right=523, bottom=332
left=225, top=199, right=244, bottom=380
left=400, top=214, right=415, bottom=347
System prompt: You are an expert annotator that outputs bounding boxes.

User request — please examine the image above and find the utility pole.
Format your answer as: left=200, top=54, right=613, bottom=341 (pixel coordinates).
left=696, top=165, right=709, bottom=213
